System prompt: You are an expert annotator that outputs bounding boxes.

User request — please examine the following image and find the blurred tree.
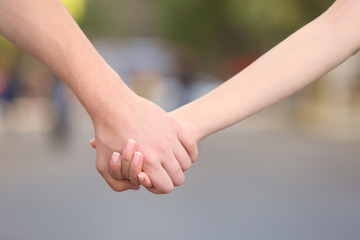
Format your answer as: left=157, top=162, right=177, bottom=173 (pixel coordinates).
left=1, top=0, right=334, bottom=75
left=156, top=0, right=333, bottom=74
left=81, top=0, right=159, bottom=37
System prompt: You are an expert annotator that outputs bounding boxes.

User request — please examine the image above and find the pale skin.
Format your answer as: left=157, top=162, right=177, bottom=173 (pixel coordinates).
left=0, top=0, right=198, bottom=194
left=92, top=0, right=360, bottom=188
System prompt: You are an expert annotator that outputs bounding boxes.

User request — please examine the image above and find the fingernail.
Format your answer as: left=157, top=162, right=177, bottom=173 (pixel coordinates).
left=125, top=139, right=135, bottom=152
left=111, top=152, right=120, bottom=164
left=132, top=152, right=141, bottom=165
left=138, top=174, right=144, bottom=183
left=89, top=138, right=94, bottom=143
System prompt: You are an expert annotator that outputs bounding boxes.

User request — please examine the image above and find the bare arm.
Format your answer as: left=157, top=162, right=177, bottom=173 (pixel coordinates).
left=0, top=0, right=120, bottom=119
left=0, top=0, right=197, bottom=193
left=171, top=0, right=360, bottom=141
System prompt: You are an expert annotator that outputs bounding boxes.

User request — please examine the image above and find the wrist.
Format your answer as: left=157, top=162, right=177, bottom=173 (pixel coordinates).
left=53, top=35, right=135, bottom=120
left=169, top=107, right=202, bottom=142
left=67, top=62, right=135, bottom=124
left=86, top=78, right=135, bottom=124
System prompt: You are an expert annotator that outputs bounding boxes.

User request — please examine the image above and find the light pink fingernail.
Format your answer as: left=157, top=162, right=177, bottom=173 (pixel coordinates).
left=111, top=152, right=120, bottom=164
left=126, top=139, right=136, bottom=152
left=132, top=152, right=141, bottom=165
left=138, top=174, right=144, bottom=183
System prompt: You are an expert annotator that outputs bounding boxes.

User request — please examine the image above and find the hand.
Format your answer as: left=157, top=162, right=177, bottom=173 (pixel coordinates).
left=89, top=106, right=199, bottom=193
left=91, top=89, right=198, bottom=194
left=90, top=139, right=153, bottom=188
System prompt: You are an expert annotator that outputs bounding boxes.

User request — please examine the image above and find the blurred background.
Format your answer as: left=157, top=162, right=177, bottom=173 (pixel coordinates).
left=1, top=0, right=360, bottom=239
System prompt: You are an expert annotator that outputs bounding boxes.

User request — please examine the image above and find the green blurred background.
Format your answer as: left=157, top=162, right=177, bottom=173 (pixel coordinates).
left=1, top=1, right=360, bottom=239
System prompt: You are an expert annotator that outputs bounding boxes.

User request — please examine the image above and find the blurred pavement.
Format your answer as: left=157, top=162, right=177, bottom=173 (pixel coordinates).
left=1, top=118, right=360, bottom=240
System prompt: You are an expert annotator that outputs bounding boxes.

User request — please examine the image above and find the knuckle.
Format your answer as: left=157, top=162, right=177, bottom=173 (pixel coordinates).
left=186, top=136, right=197, bottom=149
left=143, top=157, right=157, bottom=169
left=189, top=139, right=197, bottom=150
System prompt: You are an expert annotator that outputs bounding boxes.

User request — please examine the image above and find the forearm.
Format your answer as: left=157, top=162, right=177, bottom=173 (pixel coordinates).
left=0, top=0, right=130, bottom=119
left=0, top=0, right=198, bottom=193
left=174, top=0, right=360, bottom=141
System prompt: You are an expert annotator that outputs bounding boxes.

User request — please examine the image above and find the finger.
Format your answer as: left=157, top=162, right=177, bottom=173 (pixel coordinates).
left=109, top=152, right=124, bottom=180
left=129, top=152, right=143, bottom=185
left=162, top=156, right=185, bottom=187
left=95, top=150, right=139, bottom=192
left=177, top=129, right=198, bottom=163
left=143, top=157, right=174, bottom=194
left=129, top=152, right=153, bottom=187
left=137, top=172, right=153, bottom=188
left=121, top=139, right=137, bottom=179
left=174, top=143, right=192, bottom=172
left=89, top=138, right=96, bottom=149
left=105, top=174, right=140, bottom=192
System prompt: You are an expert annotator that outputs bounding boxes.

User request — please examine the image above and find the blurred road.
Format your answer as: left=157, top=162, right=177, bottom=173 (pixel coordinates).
left=1, top=123, right=360, bottom=240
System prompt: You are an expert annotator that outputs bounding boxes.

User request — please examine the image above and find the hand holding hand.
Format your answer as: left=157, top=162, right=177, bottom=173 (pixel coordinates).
left=91, top=89, right=198, bottom=194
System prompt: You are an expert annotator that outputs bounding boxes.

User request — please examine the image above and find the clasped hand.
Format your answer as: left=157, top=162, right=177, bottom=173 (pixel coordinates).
left=90, top=91, right=198, bottom=194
